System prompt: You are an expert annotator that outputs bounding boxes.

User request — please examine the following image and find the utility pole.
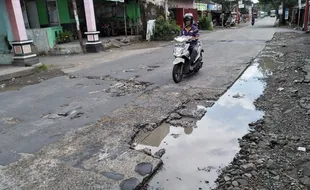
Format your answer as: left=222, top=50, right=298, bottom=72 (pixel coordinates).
left=280, top=1, right=284, bottom=25
left=123, top=3, right=127, bottom=37
left=165, top=0, right=169, bottom=20
left=298, top=0, right=301, bottom=28
left=304, top=0, right=309, bottom=32
left=72, top=0, right=85, bottom=53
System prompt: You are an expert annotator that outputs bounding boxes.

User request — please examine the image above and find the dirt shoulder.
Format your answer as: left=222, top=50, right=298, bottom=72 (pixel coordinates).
left=215, top=32, right=310, bottom=190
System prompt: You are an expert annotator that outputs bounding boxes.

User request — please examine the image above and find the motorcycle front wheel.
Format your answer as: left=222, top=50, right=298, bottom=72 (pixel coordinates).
left=172, top=64, right=183, bottom=83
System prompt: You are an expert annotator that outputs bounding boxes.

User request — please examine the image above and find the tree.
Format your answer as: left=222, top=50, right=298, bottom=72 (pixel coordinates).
left=259, top=0, right=300, bottom=25
left=259, top=0, right=298, bottom=10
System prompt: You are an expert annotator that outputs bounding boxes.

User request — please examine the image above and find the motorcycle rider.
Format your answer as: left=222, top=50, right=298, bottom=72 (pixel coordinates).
left=180, top=14, right=199, bottom=66
left=251, top=8, right=255, bottom=25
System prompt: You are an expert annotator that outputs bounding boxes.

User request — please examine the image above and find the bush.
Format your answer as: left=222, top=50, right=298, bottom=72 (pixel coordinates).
left=152, top=16, right=180, bottom=41
left=35, top=64, right=48, bottom=72
left=57, top=30, right=73, bottom=44
left=198, top=16, right=213, bottom=30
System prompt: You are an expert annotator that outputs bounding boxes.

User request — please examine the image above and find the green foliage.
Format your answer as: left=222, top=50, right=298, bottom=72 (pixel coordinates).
left=259, top=0, right=298, bottom=25
left=56, top=30, right=73, bottom=44
left=259, top=0, right=298, bottom=7
left=36, top=64, right=48, bottom=72
left=198, top=16, right=213, bottom=30
left=152, top=16, right=180, bottom=41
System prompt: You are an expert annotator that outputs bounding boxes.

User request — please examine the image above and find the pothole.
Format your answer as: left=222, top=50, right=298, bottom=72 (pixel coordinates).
left=104, top=80, right=152, bottom=97
left=148, top=65, right=160, bottom=69
left=299, top=97, right=310, bottom=109
left=0, top=69, right=65, bottom=93
left=68, top=75, right=152, bottom=97
left=133, top=54, right=272, bottom=189
left=42, top=106, right=84, bottom=120
left=1, top=117, right=22, bottom=125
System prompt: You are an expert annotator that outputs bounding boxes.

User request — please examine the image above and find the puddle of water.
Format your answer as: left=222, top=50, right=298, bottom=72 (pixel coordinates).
left=135, top=58, right=275, bottom=190
left=0, top=85, right=23, bottom=93
left=256, top=57, right=281, bottom=76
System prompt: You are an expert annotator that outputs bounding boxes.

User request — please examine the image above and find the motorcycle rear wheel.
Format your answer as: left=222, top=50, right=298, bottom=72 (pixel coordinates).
left=172, top=64, right=183, bottom=83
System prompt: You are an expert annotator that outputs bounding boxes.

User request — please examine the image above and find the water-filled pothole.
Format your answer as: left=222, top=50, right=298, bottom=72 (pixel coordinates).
left=134, top=56, right=276, bottom=190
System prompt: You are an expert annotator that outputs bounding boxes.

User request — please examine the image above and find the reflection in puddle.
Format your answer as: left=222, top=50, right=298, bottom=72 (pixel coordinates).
left=136, top=123, right=171, bottom=147
left=0, top=85, right=23, bottom=93
left=135, top=58, right=275, bottom=190
left=257, top=57, right=280, bottom=76
left=258, top=52, right=283, bottom=77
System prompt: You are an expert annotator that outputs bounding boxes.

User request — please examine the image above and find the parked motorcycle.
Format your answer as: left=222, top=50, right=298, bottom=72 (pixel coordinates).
left=225, top=16, right=236, bottom=27
left=100, top=22, right=113, bottom=37
left=172, top=36, right=204, bottom=83
left=226, top=20, right=236, bottom=27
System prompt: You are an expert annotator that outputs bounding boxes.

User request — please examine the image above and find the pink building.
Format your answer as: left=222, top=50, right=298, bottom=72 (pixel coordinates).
left=4, top=0, right=39, bottom=66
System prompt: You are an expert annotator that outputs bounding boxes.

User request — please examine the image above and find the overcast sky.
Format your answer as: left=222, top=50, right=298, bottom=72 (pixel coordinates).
left=252, top=0, right=258, bottom=3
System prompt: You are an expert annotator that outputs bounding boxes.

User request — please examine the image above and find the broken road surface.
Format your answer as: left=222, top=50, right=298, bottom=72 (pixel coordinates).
left=0, top=18, right=287, bottom=189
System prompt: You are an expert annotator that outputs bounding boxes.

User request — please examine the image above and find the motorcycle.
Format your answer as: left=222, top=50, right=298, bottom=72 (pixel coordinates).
left=172, top=36, right=204, bottom=83
left=225, top=20, right=236, bottom=27
left=100, top=22, right=113, bottom=37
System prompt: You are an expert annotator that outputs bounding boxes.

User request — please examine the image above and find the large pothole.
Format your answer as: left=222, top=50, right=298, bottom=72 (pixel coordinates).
left=132, top=54, right=278, bottom=189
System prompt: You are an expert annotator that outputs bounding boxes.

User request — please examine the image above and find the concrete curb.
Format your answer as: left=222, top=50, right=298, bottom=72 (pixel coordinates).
left=51, top=36, right=143, bottom=55
left=0, top=63, right=42, bottom=82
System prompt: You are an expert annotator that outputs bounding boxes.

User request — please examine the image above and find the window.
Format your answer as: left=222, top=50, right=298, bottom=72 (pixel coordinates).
left=46, top=0, right=60, bottom=26
left=21, top=0, right=30, bottom=29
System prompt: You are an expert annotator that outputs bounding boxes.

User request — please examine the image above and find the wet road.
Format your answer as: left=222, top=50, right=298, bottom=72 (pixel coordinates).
left=136, top=59, right=268, bottom=190
left=0, top=17, right=284, bottom=189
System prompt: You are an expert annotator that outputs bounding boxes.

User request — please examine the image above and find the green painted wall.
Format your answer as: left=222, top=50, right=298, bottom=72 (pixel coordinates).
left=36, top=0, right=72, bottom=26
left=36, top=0, right=48, bottom=25
left=46, top=26, right=63, bottom=47
left=57, top=0, right=71, bottom=24
left=126, top=0, right=140, bottom=22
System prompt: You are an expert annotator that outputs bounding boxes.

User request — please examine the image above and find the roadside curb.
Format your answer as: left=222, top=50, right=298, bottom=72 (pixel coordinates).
left=0, top=63, right=42, bottom=82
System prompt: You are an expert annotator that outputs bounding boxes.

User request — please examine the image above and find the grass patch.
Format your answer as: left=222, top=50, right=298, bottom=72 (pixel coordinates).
left=36, top=64, right=48, bottom=72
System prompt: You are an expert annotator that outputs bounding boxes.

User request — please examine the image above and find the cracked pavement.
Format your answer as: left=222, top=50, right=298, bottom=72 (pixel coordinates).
left=0, top=18, right=288, bottom=189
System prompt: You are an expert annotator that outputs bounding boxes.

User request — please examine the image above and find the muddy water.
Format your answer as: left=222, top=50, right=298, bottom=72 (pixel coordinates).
left=135, top=58, right=276, bottom=190
left=0, top=85, right=24, bottom=93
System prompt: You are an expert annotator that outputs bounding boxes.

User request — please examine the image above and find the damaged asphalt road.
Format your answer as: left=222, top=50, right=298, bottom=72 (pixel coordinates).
left=0, top=18, right=289, bottom=189
left=215, top=33, right=310, bottom=190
